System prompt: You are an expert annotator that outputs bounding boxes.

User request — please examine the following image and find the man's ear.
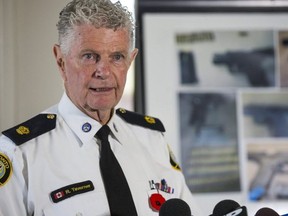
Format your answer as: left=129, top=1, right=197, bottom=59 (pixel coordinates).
left=53, top=44, right=66, bottom=79
left=131, top=48, right=138, bottom=62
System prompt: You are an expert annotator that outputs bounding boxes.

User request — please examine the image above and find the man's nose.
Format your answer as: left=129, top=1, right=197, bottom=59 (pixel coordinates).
left=94, top=59, right=110, bottom=79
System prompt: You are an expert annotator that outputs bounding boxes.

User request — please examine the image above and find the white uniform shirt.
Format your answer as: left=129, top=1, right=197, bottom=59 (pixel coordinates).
left=0, top=93, right=202, bottom=216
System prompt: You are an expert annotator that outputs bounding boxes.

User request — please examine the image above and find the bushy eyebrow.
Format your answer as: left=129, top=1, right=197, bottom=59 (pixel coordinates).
left=79, top=48, right=128, bottom=55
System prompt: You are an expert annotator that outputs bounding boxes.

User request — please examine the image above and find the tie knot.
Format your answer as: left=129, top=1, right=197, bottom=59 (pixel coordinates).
left=96, top=125, right=111, bottom=141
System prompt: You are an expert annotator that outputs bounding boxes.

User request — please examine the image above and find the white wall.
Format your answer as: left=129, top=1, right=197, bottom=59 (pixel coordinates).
left=0, top=0, right=4, bottom=130
left=15, top=0, right=70, bottom=121
left=0, top=0, right=69, bottom=131
left=0, top=0, right=16, bottom=131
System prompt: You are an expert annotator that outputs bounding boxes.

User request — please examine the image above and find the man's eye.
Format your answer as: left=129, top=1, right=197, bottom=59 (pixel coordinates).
left=82, top=53, right=100, bottom=64
left=113, top=54, right=124, bottom=61
left=84, top=53, right=95, bottom=60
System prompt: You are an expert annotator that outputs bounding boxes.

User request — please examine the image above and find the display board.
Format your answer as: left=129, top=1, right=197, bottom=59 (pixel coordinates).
left=136, top=1, right=288, bottom=215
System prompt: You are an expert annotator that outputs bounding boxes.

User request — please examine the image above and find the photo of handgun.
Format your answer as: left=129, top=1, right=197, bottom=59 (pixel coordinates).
left=249, top=151, right=288, bottom=201
left=244, top=104, right=288, bottom=137
left=212, top=48, right=275, bottom=87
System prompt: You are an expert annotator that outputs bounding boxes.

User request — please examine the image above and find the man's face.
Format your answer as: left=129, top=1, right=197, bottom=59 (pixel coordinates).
left=54, top=25, right=138, bottom=116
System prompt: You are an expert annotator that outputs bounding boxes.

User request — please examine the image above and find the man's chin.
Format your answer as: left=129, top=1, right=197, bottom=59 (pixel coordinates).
left=84, top=103, right=114, bottom=113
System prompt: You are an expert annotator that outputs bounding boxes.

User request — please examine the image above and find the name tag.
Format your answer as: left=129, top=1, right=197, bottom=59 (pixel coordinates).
left=50, top=180, right=94, bottom=203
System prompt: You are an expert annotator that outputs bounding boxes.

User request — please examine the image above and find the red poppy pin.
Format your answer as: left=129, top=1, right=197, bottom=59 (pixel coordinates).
left=149, top=193, right=166, bottom=211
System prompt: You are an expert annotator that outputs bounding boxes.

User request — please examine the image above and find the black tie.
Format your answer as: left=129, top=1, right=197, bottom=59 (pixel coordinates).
left=96, top=125, right=138, bottom=216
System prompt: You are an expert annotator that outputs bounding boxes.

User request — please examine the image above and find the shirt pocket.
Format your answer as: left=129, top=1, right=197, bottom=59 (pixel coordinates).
left=42, top=190, right=109, bottom=216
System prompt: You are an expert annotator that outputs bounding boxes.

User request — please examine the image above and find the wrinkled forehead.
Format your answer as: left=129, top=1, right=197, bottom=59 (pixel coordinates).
left=67, top=25, right=132, bottom=53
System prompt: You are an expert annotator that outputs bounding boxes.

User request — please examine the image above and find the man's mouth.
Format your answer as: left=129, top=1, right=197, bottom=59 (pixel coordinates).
left=90, top=87, right=112, bottom=92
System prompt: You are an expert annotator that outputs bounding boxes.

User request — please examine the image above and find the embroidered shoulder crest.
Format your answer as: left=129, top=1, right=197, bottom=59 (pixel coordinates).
left=116, top=108, right=165, bottom=132
left=2, top=114, right=57, bottom=146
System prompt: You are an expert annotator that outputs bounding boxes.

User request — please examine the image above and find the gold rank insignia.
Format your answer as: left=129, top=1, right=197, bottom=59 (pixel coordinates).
left=0, top=153, right=13, bottom=187
left=16, top=126, right=30, bottom=135
left=2, top=114, right=57, bottom=145
left=118, top=108, right=126, bottom=114
left=116, top=108, right=165, bottom=132
left=47, top=114, right=56, bottom=119
left=145, top=116, right=156, bottom=124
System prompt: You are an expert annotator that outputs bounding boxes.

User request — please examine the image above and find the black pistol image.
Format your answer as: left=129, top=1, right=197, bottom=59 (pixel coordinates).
left=212, top=48, right=275, bottom=87
left=244, top=104, right=288, bottom=137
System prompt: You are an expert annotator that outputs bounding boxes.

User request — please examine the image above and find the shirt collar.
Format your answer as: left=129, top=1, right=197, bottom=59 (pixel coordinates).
left=58, top=93, right=124, bottom=146
left=58, top=93, right=103, bottom=145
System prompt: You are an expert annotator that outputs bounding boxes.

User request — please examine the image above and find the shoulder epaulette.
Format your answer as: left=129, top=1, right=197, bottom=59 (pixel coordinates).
left=116, top=108, right=165, bottom=132
left=2, top=113, right=57, bottom=146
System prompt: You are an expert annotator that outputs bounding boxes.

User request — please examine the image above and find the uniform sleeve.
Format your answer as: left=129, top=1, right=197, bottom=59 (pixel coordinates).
left=0, top=136, right=30, bottom=216
left=161, top=139, right=204, bottom=216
